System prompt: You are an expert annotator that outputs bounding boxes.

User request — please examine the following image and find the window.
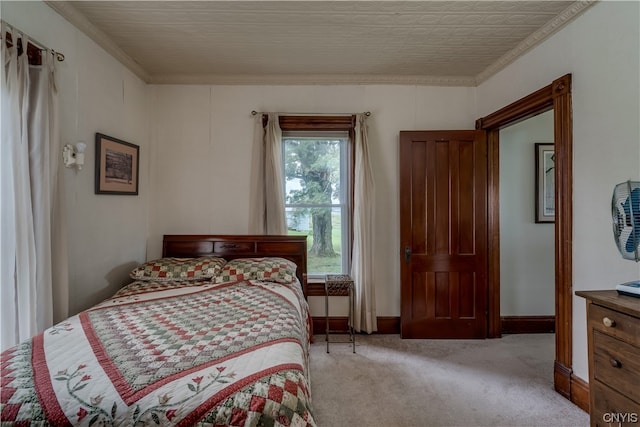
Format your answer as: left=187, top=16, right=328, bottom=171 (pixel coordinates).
left=278, top=116, right=355, bottom=278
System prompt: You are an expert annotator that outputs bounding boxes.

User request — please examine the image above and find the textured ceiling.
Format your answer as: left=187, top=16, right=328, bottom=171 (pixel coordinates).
left=48, top=1, right=593, bottom=85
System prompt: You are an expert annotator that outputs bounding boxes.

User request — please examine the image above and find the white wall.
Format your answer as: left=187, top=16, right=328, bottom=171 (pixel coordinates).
left=147, top=84, right=478, bottom=316
left=1, top=1, right=150, bottom=316
left=478, top=1, right=640, bottom=380
left=499, top=111, right=555, bottom=316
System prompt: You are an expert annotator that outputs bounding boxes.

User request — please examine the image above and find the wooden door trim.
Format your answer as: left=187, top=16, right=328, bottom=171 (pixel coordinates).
left=475, top=84, right=555, bottom=130
left=486, top=130, right=501, bottom=338
left=476, top=74, right=573, bottom=398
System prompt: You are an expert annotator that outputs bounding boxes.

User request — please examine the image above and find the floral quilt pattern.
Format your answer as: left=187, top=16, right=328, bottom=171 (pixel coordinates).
left=0, top=279, right=315, bottom=426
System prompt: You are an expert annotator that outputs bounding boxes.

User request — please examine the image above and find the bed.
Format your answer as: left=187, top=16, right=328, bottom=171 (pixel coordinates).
left=1, top=234, right=315, bottom=426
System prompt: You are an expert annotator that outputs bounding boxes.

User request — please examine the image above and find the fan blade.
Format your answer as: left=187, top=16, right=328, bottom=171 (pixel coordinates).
left=623, top=187, right=640, bottom=254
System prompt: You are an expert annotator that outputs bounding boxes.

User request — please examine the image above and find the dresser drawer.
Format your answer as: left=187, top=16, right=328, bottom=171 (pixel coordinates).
left=593, top=331, right=640, bottom=403
left=589, top=303, right=640, bottom=347
left=592, top=381, right=640, bottom=427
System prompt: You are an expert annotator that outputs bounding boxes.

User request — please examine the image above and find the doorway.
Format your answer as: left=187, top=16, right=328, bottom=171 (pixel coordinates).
left=476, top=74, right=575, bottom=400
left=499, top=110, right=555, bottom=333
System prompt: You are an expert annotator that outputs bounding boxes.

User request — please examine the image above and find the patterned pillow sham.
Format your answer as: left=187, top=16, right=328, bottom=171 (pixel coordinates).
left=130, top=257, right=226, bottom=282
left=215, top=257, right=297, bottom=284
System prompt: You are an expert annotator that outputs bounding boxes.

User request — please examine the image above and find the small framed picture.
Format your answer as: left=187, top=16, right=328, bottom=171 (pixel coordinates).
left=535, top=143, right=554, bottom=223
left=95, top=133, right=139, bottom=195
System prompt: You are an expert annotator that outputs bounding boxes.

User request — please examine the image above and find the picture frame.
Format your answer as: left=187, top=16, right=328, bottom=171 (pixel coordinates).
left=95, top=133, right=139, bottom=195
left=535, top=143, right=555, bottom=223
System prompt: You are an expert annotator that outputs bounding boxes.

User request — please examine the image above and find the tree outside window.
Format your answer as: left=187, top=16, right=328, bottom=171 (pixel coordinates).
left=282, top=130, right=351, bottom=277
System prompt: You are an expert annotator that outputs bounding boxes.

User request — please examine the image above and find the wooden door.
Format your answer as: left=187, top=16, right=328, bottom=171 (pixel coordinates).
left=400, top=130, right=488, bottom=338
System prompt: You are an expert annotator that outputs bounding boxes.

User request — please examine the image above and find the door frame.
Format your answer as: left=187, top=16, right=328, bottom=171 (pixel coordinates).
left=475, top=74, right=574, bottom=399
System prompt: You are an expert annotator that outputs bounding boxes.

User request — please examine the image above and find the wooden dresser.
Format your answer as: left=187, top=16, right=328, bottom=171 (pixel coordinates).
left=576, top=290, right=640, bottom=426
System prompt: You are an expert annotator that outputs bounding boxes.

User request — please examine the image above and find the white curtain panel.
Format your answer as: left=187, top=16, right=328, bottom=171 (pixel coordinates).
left=1, top=27, right=23, bottom=350
left=248, top=113, right=286, bottom=235
left=0, top=26, right=68, bottom=351
left=263, top=114, right=287, bottom=234
left=29, top=48, right=69, bottom=327
left=351, top=113, right=377, bottom=333
left=1, top=29, right=36, bottom=351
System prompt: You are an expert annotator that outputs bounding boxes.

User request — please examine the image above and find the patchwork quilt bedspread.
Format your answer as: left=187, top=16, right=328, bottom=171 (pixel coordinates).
left=1, top=279, right=315, bottom=426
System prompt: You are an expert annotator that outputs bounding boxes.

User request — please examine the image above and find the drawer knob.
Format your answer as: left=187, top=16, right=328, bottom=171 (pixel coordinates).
left=602, top=317, right=616, bottom=327
left=609, top=358, right=622, bottom=368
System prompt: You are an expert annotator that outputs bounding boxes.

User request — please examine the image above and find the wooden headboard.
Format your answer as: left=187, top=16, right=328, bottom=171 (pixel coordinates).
left=162, top=235, right=308, bottom=296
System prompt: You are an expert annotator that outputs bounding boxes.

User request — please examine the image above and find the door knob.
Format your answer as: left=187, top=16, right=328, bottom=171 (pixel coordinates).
left=405, top=246, right=411, bottom=263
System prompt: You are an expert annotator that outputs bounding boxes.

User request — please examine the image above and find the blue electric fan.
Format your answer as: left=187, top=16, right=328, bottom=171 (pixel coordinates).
left=612, top=180, right=640, bottom=297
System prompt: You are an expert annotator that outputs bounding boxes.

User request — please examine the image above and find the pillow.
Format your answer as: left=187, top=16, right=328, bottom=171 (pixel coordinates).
left=215, top=257, right=297, bottom=284
left=130, top=257, right=226, bottom=282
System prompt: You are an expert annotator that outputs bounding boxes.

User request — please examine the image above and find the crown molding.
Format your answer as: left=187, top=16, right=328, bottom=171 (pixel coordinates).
left=475, top=0, right=596, bottom=84
left=148, top=73, right=477, bottom=87
left=44, top=1, right=151, bottom=83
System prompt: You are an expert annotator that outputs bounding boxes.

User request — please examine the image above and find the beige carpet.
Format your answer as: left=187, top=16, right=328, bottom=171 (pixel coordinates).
left=309, top=334, right=589, bottom=427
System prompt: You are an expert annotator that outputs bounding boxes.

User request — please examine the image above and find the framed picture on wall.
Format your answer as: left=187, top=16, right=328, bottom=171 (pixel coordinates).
left=95, top=133, right=139, bottom=195
left=535, top=143, right=554, bottom=223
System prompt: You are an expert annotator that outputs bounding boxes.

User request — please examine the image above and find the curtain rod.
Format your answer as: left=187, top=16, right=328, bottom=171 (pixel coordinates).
left=1, top=20, right=65, bottom=62
left=251, top=110, right=371, bottom=117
